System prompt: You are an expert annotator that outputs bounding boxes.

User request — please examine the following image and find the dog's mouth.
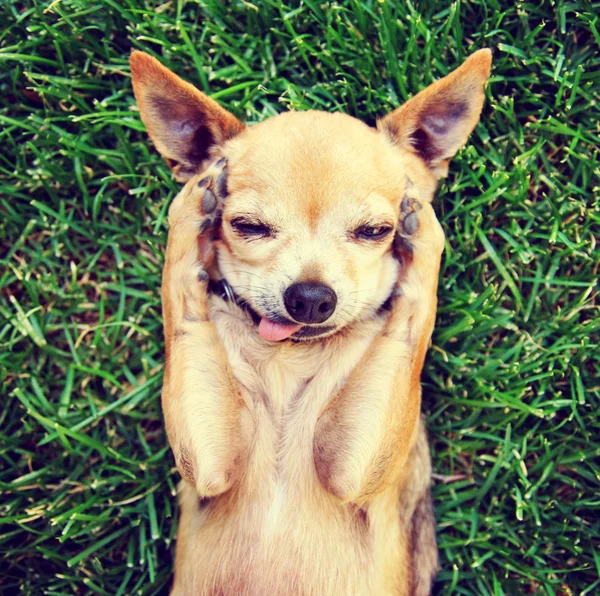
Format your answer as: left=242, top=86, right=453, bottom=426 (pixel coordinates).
left=257, top=315, right=336, bottom=342
left=257, top=317, right=301, bottom=341
left=209, top=279, right=340, bottom=342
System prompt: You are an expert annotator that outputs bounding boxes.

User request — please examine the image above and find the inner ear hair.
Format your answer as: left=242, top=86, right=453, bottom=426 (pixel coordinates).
left=130, top=51, right=245, bottom=182
left=378, top=49, right=492, bottom=178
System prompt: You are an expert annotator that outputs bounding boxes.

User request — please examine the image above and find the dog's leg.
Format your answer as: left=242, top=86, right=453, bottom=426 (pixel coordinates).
left=313, top=198, right=444, bottom=503
left=162, top=158, right=253, bottom=497
left=402, top=419, right=439, bottom=596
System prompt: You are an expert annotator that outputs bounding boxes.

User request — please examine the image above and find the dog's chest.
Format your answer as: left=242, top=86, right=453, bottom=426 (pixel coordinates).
left=211, top=300, right=381, bottom=479
left=212, top=300, right=377, bottom=414
left=246, top=342, right=326, bottom=415
left=197, top=302, right=391, bottom=594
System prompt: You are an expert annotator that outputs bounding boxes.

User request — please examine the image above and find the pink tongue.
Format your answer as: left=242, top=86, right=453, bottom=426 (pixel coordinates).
left=258, top=318, right=301, bottom=341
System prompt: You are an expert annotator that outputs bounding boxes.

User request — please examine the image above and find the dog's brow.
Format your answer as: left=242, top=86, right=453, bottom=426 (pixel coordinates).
left=358, top=184, right=386, bottom=202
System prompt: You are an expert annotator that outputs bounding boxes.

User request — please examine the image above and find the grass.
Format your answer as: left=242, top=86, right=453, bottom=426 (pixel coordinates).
left=1, top=0, right=598, bottom=594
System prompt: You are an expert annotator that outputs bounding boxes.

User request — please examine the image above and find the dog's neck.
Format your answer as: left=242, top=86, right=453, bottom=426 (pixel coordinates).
left=208, top=278, right=263, bottom=326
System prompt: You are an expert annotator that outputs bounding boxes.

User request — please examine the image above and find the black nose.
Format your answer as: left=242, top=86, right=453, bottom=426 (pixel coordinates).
left=283, top=282, right=337, bottom=324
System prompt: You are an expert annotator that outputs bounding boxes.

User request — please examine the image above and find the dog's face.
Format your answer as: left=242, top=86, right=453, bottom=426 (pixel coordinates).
left=131, top=50, right=491, bottom=341
left=215, top=111, right=434, bottom=340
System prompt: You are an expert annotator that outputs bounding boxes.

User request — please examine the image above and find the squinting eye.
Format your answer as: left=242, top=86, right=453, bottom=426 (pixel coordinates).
left=230, top=218, right=272, bottom=237
left=355, top=225, right=393, bottom=240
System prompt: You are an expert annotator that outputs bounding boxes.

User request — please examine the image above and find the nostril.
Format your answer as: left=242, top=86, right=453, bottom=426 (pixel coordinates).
left=318, top=302, right=331, bottom=313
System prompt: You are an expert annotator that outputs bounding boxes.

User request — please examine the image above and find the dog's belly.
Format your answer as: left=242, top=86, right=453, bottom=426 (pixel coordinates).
left=172, top=302, right=408, bottom=595
left=174, top=464, right=406, bottom=596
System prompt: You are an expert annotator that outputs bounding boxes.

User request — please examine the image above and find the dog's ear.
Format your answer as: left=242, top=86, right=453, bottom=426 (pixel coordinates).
left=130, top=51, right=245, bottom=182
left=378, top=49, right=491, bottom=178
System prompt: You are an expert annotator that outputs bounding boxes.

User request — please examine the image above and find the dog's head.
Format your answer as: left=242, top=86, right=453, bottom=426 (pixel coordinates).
left=131, top=50, right=491, bottom=341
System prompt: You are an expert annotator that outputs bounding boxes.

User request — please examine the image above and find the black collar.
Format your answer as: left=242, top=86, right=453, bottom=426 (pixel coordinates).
left=208, top=278, right=236, bottom=303
left=208, top=278, right=262, bottom=324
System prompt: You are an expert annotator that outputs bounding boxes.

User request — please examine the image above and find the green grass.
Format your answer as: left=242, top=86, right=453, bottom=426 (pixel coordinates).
left=1, top=0, right=598, bottom=594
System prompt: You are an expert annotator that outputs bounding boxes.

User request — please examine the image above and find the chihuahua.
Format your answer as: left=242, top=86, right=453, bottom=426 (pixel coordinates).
left=130, top=48, right=491, bottom=596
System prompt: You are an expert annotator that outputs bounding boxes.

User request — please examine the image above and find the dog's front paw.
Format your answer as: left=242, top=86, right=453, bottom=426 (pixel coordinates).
left=394, top=197, right=444, bottom=264
left=313, top=412, right=372, bottom=503
left=391, top=198, right=445, bottom=303
left=175, top=436, right=243, bottom=498
left=392, top=196, right=422, bottom=266
left=166, top=156, right=230, bottom=267
left=168, top=381, right=255, bottom=498
left=163, top=158, right=230, bottom=326
left=168, top=156, right=229, bottom=229
left=195, top=156, right=229, bottom=234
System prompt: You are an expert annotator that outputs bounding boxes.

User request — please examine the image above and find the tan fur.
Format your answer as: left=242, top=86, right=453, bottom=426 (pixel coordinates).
left=130, top=49, right=491, bottom=595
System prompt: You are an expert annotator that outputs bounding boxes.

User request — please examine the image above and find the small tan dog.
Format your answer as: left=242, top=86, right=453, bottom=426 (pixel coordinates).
left=131, top=48, right=491, bottom=596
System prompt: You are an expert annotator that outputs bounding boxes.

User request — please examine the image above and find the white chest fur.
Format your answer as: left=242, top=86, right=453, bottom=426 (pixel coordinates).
left=210, top=297, right=383, bottom=453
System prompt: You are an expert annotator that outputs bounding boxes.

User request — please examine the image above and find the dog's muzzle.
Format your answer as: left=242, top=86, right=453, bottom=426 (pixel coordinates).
left=283, top=282, right=337, bottom=324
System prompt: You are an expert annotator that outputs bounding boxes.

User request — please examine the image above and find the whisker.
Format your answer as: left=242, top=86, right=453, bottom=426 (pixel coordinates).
left=348, top=288, right=384, bottom=295
left=228, top=270, right=265, bottom=281
left=345, top=299, right=383, bottom=309
left=231, top=285, right=271, bottom=293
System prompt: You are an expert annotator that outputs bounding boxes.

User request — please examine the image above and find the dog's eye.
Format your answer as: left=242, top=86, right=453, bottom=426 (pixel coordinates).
left=230, top=218, right=272, bottom=237
left=355, top=225, right=393, bottom=240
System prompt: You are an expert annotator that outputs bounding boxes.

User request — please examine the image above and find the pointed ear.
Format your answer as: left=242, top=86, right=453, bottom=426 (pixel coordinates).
left=378, top=49, right=492, bottom=178
left=130, top=51, right=245, bottom=182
